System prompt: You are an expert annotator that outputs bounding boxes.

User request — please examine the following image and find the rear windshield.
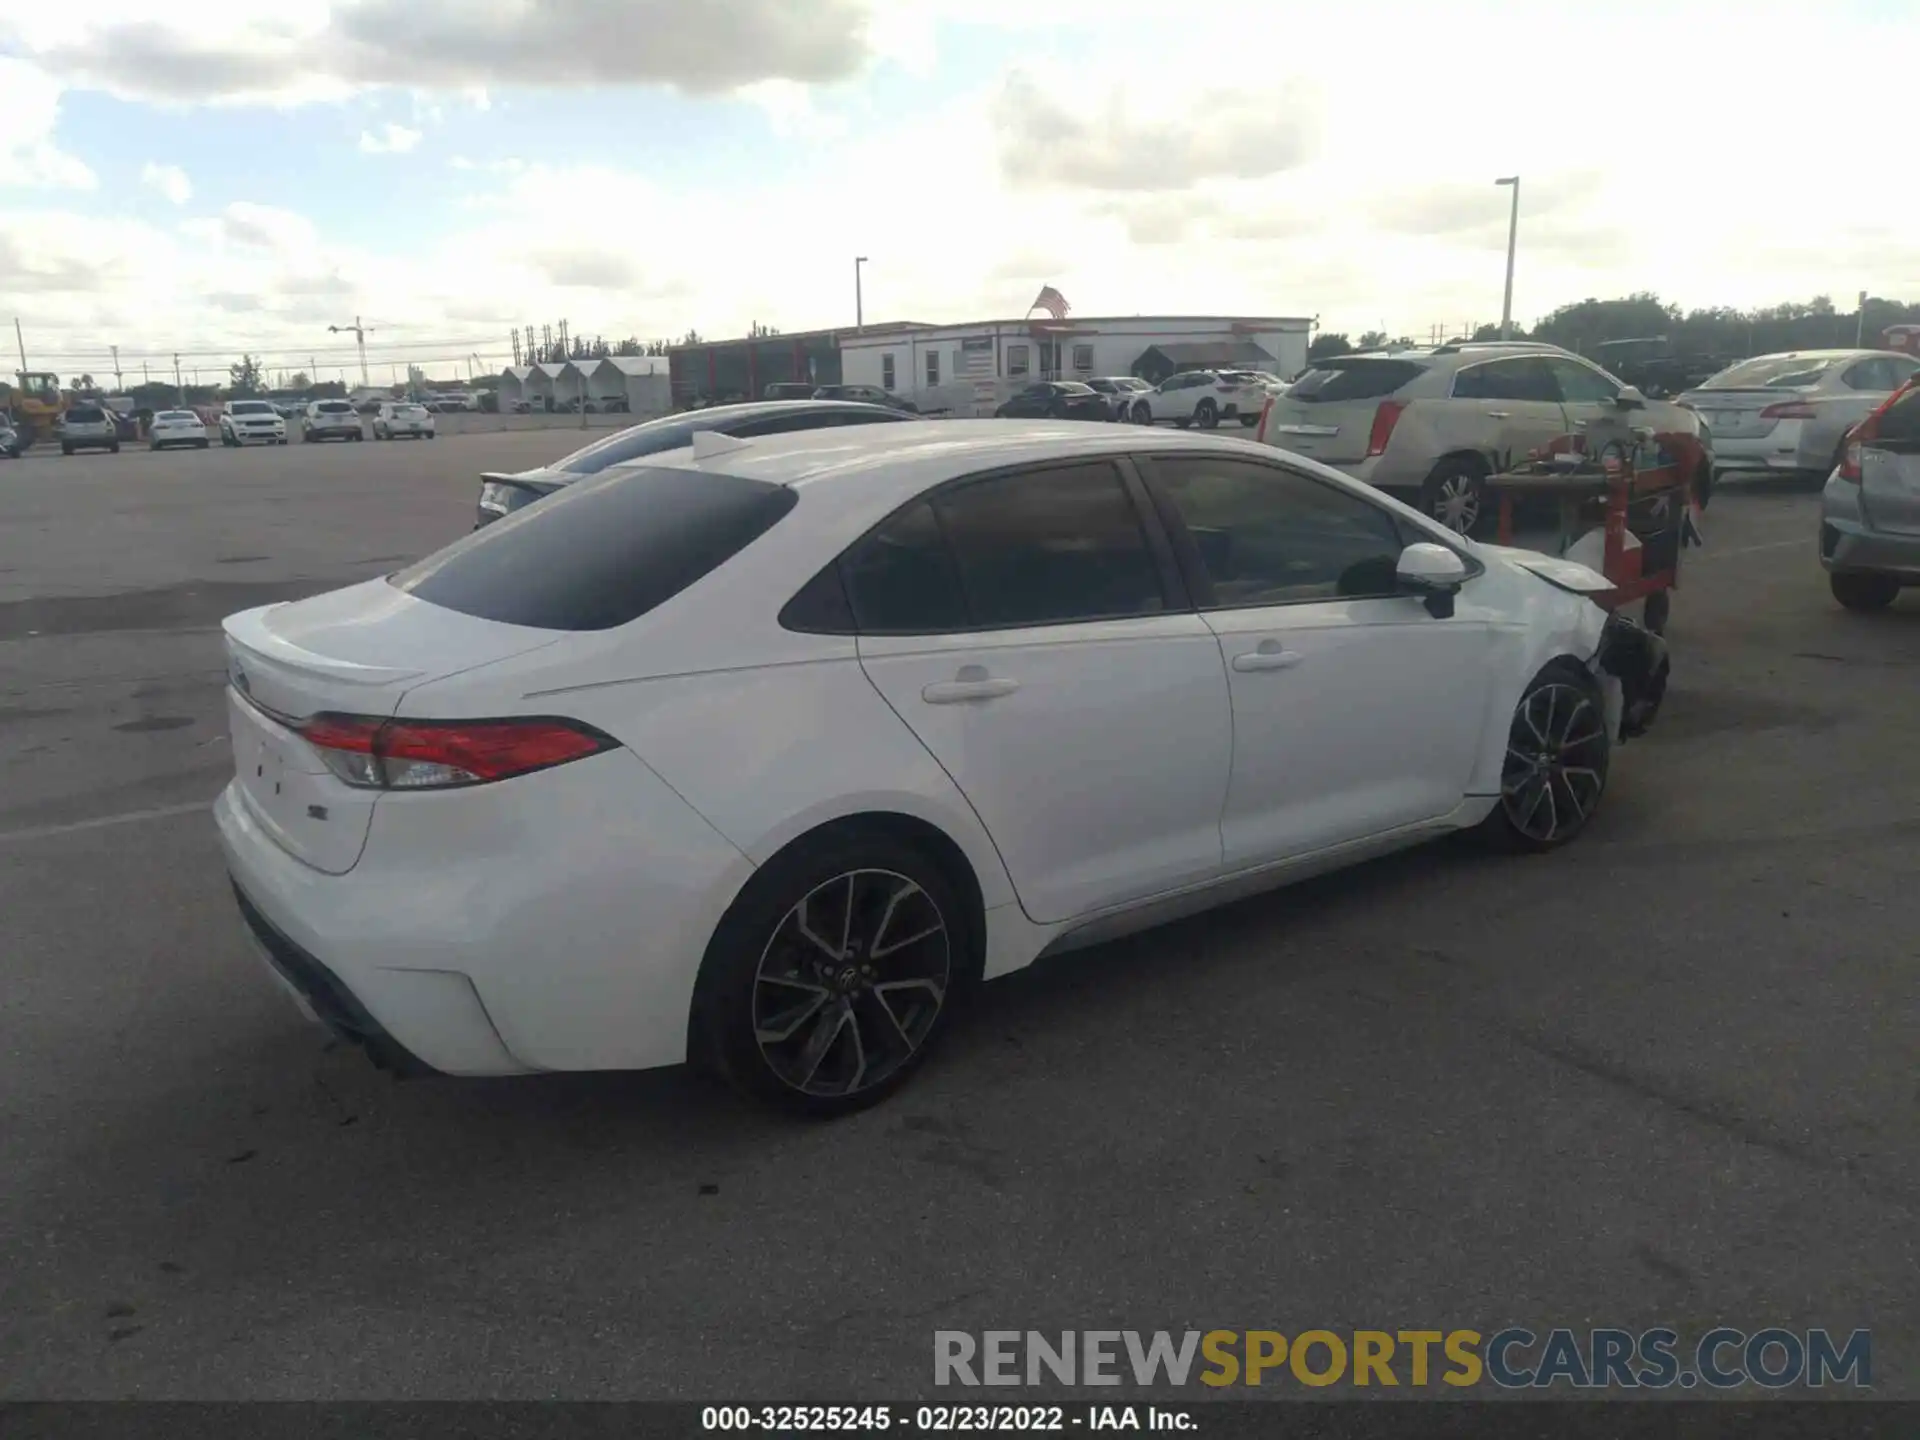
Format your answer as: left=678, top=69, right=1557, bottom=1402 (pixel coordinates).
left=1874, top=385, right=1920, bottom=445
left=389, top=466, right=797, bottom=631
left=229, top=401, right=273, bottom=415
left=1285, top=359, right=1426, bottom=403
left=396, top=405, right=427, bottom=416
left=1702, top=355, right=1836, bottom=389
left=551, top=416, right=717, bottom=476
left=66, top=407, right=106, bottom=422
left=316, top=401, right=353, bottom=413
left=156, top=410, right=196, bottom=421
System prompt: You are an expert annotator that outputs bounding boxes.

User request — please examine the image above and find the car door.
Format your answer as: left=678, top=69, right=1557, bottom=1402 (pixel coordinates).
left=1860, top=382, right=1920, bottom=536
left=1137, top=452, right=1501, bottom=867
left=1541, top=355, right=1625, bottom=440
left=850, top=458, right=1233, bottom=924
left=1444, top=358, right=1571, bottom=469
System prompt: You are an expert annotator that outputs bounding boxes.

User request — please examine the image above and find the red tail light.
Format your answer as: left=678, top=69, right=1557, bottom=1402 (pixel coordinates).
left=1759, top=400, right=1816, bottom=420
left=1254, top=396, right=1274, bottom=443
left=293, top=713, right=619, bottom=790
left=1367, top=400, right=1407, bottom=457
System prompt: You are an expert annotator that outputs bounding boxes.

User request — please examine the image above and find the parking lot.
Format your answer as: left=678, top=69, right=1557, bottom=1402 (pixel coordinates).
left=1, top=434, right=1916, bottom=1400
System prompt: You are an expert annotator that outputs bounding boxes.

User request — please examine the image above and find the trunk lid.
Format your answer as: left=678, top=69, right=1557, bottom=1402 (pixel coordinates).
left=1679, top=386, right=1816, bottom=439
left=221, top=579, right=563, bottom=872
left=1262, top=358, right=1428, bottom=464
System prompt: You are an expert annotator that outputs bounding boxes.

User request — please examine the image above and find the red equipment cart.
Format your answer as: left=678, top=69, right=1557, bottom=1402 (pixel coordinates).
left=1484, top=429, right=1706, bottom=635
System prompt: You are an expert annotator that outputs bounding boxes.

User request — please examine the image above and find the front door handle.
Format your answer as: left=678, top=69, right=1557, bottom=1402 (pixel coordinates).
left=1231, top=643, right=1304, bottom=673
left=1483, top=410, right=1512, bottom=419
left=923, top=665, right=1019, bottom=704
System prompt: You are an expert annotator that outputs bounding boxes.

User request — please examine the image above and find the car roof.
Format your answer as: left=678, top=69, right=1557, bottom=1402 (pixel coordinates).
left=649, top=417, right=1282, bottom=496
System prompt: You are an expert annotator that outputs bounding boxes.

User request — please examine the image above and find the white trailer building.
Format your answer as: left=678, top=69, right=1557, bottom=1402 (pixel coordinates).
left=836, top=314, right=1313, bottom=416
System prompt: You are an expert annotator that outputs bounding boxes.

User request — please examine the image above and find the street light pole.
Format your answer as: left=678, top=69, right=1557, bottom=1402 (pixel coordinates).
left=174, top=353, right=184, bottom=406
left=1496, top=176, right=1520, bottom=340
left=329, top=317, right=372, bottom=384
left=1856, top=289, right=1868, bottom=347
left=855, top=256, right=868, bottom=333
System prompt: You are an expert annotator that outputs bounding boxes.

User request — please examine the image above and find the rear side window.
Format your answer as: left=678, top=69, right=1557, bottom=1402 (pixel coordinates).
left=389, top=466, right=796, bottom=631
left=841, top=462, right=1167, bottom=632
left=1287, top=360, right=1425, bottom=403
left=934, top=462, right=1165, bottom=629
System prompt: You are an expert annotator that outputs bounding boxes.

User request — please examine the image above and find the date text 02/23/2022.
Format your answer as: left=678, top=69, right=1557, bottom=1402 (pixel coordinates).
left=701, top=1405, right=1193, bottom=1432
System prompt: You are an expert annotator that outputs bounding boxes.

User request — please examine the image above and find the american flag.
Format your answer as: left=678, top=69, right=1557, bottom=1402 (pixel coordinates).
left=1029, top=285, right=1071, bottom=321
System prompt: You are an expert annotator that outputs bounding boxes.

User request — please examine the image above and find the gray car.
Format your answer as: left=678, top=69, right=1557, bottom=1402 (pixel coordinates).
left=1259, top=341, right=1710, bottom=534
left=1819, top=378, right=1920, bottom=610
left=59, top=404, right=120, bottom=455
left=1678, top=349, right=1920, bottom=483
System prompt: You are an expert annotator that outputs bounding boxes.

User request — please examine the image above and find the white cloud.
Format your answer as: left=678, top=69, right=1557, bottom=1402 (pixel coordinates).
left=140, top=161, right=192, bottom=204
left=0, top=58, right=96, bottom=189
left=358, top=123, right=422, bottom=155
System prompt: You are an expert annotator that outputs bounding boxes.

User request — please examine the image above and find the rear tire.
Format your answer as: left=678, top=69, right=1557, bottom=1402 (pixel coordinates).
left=1239, top=415, right=1259, bottom=427
left=110, top=442, right=120, bottom=454
left=1194, top=398, right=1219, bottom=430
left=1830, top=572, right=1900, bottom=612
left=1420, top=457, right=1490, bottom=537
left=691, top=830, right=975, bottom=1117
left=1131, top=401, right=1153, bottom=425
left=1480, top=663, right=1611, bottom=854
left=62, top=443, right=73, bottom=455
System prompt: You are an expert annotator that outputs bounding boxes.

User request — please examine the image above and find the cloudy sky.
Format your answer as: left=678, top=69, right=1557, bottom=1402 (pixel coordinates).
left=1, top=0, right=1915, bottom=384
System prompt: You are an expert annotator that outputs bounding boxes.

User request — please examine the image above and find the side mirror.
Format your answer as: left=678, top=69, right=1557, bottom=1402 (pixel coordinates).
left=1614, top=385, right=1649, bottom=409
left=1396, top=542, right=1470, bottom=618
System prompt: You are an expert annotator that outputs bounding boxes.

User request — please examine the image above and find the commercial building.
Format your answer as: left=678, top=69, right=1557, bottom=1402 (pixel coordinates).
left=665, top=323, right=930, bottom=405
left=495, top=357, right=672, bottom=416
left=837, top=315, right=1314, bottom=416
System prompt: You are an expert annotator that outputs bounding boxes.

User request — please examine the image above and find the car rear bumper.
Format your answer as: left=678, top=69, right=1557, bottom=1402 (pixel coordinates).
left=1709, top=425, right=1823, bottom=473
left=212, top=749, right=755, bottom=1077
left=1819, top=475, right=1920, bottom=577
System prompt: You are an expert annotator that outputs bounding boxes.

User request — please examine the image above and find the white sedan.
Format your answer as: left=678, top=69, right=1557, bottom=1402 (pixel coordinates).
left=149, top=409, right=210, bottom=450
left=215, top=422, right=1668, bottom=1114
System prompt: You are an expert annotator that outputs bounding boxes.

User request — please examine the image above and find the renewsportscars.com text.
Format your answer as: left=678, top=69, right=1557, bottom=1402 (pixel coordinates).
left=934, top=1328, right=1871, bottom=1390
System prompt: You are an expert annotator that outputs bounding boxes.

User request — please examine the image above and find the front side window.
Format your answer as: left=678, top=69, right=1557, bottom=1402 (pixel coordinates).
left=1545, top=358, right=1619, bottom=404
left=1452, top=358, right=1557, bottom=403
left=1145, top=456, right=1406, bottom=606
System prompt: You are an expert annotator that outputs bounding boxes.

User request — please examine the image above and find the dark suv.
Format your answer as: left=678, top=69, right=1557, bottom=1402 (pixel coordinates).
left=473, top=400, right=913, bottom=527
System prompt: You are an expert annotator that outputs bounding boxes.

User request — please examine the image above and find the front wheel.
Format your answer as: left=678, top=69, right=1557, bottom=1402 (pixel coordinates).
left=110, top=443, right=120, bottom=453
left=1482, top=665, right=1611, bottom=853
left=1131, top=401, right=1153, bottom=425
left=693, top=831, right=973, bottom=1117
left=1194, top=398, right=1219, bottom=429
left=1830, top=571, right=1900, bottom=612
left=196, top=439, right=210, bottom=449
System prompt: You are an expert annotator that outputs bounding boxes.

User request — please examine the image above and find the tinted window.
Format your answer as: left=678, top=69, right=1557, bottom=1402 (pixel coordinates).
left=1453, top=358, right=1557, bottom=402
left=1842, top=357, right=1904, bottom=392
left=66, top=407, right=105, bottom=422
left=1055, top=382, right=1094, bottom=395
left=1148, top=456, right=1406, bottom=605
left=842, top=502, right=967, bottom=632
left=390, top=466, right=796, bottom=631
left=736, top=408, right=906, bottom=437
left=552, top=416, right=717, bottom=475
left=1873, top=385, right=1920, bottom=445
left=1545, top=358, right=1619, bottom=404
left=229, top=402, right=272, bottom=415
left=935, top=462, right=1165, bottom=628
left=1287, top=360, right=1426, bottom=403
left=316, top=402, right=353, bottom=413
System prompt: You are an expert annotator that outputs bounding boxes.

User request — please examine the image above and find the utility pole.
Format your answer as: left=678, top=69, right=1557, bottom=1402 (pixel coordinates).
left=855, top=256, right=868, bottom=333
left=1496, top=176, right=1520, bottom=340
left=13, top=317, right=26, bottom=375
left=173, top=353, right=183, bottom=405
left=111, top=345, right=122, bottom=390
left=142, top=360, right=150, bottom=386
left=1856, top=290, right=1868, bottom=348
left=328, top=316, right=372, bottom=384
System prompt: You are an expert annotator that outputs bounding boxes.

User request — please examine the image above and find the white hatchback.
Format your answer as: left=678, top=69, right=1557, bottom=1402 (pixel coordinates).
left=215, top=422, right=1668, bottom=1114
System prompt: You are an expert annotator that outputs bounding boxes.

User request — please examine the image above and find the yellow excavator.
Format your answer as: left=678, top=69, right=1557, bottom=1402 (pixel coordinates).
left=6, top=371, right=69, bottom=449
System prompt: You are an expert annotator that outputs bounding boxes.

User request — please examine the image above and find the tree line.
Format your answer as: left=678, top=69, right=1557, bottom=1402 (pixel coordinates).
left=1308, top=292, right=1920, bottom=364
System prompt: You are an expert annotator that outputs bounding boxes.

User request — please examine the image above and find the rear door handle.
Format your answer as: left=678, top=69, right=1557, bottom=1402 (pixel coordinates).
left=1484, top=410, right=1512, bottom=419
left=922, top=666, right=1019, bottom=704
left=1231, top=645, right=1304, bottom=673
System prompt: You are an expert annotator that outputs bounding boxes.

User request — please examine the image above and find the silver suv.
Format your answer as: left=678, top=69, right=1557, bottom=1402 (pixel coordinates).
left=60, top=404, right=120, bottom=455
left=1258, top=341, right=1712, bottom=534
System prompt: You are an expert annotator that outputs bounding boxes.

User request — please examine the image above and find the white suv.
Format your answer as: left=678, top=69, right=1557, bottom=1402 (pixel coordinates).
left=1257, top=342, right=1713, bottom=534
left=374, top=401, right=436, bottom=440
left=302, top=399, right=364, bottom=443
left=1127, top=370, right=1266, bottom=429
left=220, top=400, right=288, bottom=447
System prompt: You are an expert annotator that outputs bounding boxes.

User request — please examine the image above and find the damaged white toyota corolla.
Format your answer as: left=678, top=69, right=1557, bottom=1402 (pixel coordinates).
left=215, top=421, right=1667, bottom=1115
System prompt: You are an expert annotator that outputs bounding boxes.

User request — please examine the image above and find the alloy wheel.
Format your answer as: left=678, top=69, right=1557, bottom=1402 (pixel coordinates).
left=1500, top=682, right=1607, bottom=844
left=1433, top=473, right=1483, bottom=534
left=752, top=868, right=951, bottom=1099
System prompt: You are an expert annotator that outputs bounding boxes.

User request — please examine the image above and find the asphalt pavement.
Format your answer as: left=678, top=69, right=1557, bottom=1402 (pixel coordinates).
left=0, top=437, right=1915, bottom=1400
